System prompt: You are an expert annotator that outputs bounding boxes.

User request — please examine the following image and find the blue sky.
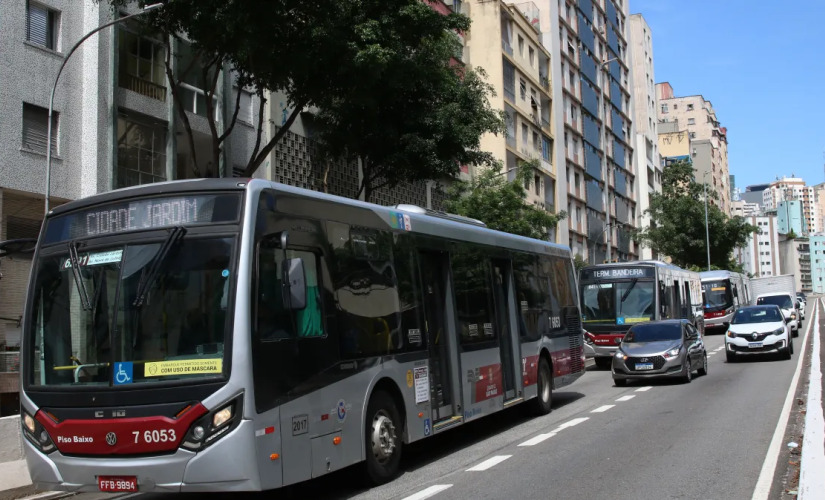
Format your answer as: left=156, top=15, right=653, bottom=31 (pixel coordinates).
left=630, top=0, right=825, bottom=190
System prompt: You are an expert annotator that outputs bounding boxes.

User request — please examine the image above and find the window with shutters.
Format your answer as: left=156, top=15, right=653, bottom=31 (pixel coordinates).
left=22, top=103, right=58, bottom=155
left=26, top=2, right=59, bottom=50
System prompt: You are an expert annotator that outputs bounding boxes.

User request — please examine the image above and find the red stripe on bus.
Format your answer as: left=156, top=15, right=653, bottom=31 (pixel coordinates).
left=36, top=403, right=207, bottom=456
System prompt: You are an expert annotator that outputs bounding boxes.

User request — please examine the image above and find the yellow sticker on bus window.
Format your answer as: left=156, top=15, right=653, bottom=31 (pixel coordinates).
left=623, top=317, right=651, bottom=324
left=711, top=287, right=726, bottom=291
left=144, top=359, right=222, bottom=377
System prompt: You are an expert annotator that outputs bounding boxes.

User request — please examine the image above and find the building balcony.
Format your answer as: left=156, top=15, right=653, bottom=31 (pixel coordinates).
left=120, top=74, right=167, bottom=102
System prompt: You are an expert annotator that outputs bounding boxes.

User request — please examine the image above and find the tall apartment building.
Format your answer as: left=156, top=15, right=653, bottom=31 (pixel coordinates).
left=810, top=234, right=825, bottom=293
left=655, top=82, right=730, bottom=214
left=779, top=236, right=811, bottom=293
left=628, top=13, right=660, bottom=260
left=776, top=200, right=807, bottom=235
left=740, top=215, right=781, bottom=278
left=539, top=0, right=636, bottom=263
left=814, top=182, right=825, bottom=232
left=763, top=176, right=820, bottom=235
left=465, top=0, right=557, bottom=234
left=657, top=121, right=691, bottom=165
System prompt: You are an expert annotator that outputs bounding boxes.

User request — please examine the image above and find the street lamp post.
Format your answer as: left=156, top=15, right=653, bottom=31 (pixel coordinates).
left=44, top=3, right=164, bottom=214
left=598, top=56, right=618, bottom=263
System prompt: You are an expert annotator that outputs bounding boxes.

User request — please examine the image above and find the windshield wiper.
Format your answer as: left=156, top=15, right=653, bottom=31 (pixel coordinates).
left=133, top=226, right=187, bottom=307
left=620, top=278, right=638, bottom=303
left=67, top=240, right=92, bottom=311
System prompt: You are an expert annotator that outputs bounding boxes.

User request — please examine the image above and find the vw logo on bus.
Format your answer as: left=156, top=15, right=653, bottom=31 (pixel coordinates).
left=105, top=432, right=117, bottom=446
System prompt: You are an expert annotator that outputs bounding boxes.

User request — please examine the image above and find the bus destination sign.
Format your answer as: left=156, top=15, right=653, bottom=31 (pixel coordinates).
left=580, top=266, right=655, bottom=281
left=44, top=194, right=241, bottom=244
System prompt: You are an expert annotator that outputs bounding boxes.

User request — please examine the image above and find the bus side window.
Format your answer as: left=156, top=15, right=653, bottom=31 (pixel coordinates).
left=257, top=247, right=324, bottom=340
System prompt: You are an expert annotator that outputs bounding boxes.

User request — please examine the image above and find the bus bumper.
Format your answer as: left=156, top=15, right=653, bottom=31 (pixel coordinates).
left=704, top=311, right=734, bottom=329
left=24, top=419, right=261, bottom=493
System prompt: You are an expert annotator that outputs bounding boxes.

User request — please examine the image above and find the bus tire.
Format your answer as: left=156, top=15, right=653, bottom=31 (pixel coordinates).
left=364, top=390, right=402, bottom=485
left=532, top=357, right=553, bottom=415
left=594, top=357, right=612, bottom=370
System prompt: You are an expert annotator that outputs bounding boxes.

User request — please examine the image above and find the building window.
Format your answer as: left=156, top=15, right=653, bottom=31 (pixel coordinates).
left=26, top=2, right=59, bottom=50
left=534, top=174, right=541, bottom=195
left=690, top=132, right=697, bottom=139
left=518, top=35, right=524, bottom=56
left=117, top=112, right=167, bottom=188
left=22, top=103, right=58, bottom=154
left=118, top=28, right=167, bottom=101
left=687, top=103, right=694, bottom=110
left=673, top=104, right=678, bottom=110
left=521, top=123, right=528, bottom=145
left=688, top=118, right=695, bottom=125
left=528, top=46, right=535, bottom=67
left=520, top=79, right=527, bottom=100
left=660, top=103, right=668, bottom=113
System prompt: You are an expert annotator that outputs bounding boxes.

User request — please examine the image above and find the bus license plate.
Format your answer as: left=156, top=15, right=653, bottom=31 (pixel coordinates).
left=98, top=476, right=137, bottom=492
left=748, top=342, right=763, bottom=349
left=635, top=363, right=654, bottom=370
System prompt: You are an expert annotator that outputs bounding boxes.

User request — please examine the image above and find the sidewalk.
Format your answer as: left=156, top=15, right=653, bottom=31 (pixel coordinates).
left=0, top=459, right=36, bottom=500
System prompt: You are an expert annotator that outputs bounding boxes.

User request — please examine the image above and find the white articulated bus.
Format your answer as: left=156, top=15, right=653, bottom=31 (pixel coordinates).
left=699, top=270, right=751, bottom=330
left=579, top=260, right=704, bottom=369
left=20, top=178, right=584, bottom=493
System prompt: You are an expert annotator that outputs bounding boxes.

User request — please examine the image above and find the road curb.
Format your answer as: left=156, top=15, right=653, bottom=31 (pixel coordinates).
left=799, top=296, right=825, bottom=499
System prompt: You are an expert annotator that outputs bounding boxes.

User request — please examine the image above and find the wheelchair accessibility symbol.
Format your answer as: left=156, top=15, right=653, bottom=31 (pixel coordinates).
left=114, top=362, right=133, bottom=385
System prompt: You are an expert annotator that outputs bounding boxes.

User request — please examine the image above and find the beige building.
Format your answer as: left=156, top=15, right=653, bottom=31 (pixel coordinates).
left=815, top=182, right=825, bottom=231
left=657, top=121, right=691, bottom=161
left=628, top=13, right=660, bottom=260
left=763, top=176, right=820, bottom=234
left=655, top=82, right=730, bottom=213
left=465, top=0, right=557, bottom=231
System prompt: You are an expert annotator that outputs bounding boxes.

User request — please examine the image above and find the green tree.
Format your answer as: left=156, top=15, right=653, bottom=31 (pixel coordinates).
left=634, top=160, right=757, bottom=269
left=443, top=161, right=566, bottom=240
left=573, top=254, right=589, bottom=273
left=110, top=0, right=502, bottom=192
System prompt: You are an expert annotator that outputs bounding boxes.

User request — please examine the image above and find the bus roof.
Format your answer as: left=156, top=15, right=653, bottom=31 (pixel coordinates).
left=46, top=178, right=572, bottom=257
left=581, top=260, right=687, bottom=273
left=700, top=270, right=745, bottom=281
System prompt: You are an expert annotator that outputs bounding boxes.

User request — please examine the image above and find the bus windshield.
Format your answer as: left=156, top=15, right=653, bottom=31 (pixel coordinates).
left=27, top=235, right=235, bottom=388
left=581, top=280, right=655, bottom=325
left=702, top=280, right=732, bottom=312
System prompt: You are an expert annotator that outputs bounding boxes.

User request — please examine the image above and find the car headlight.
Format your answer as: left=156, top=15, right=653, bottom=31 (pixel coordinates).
left=773, top=327, right=785, bottom=335
left=615, top=350, right=626, bottom=359
left=662, top=347, right=681, bottom=359
left=726, top=330, right=735, bottom=338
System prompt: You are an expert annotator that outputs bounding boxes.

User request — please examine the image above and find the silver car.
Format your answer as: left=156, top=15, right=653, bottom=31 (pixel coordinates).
left=612, top=319, right=708, bottom=386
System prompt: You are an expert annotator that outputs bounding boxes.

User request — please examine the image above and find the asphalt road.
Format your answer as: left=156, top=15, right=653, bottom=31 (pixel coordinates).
left=75, top=315, right=811, bottom=500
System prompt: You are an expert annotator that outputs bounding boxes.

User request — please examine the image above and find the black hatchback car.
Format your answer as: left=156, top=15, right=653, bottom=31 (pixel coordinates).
left=612, top=319, right=708, bottom=386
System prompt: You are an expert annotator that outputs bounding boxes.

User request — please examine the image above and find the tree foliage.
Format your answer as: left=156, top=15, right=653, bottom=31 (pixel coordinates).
left=634, top=160, right=757, bottom=269
left=109, top=0, right=503, bottom=193
left=443, top=161, right=566, bottom=241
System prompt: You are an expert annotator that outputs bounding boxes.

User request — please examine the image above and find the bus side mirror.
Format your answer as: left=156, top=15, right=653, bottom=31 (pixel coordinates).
left=282, top=258, right=307, bottom=311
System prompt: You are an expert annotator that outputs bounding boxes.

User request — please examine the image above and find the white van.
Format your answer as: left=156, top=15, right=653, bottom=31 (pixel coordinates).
left=755, top=293, right=799, bottom=337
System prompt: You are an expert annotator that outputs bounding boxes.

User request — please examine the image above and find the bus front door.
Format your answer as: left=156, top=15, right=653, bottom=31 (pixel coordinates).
left=418, top=251, right=456, bottom=423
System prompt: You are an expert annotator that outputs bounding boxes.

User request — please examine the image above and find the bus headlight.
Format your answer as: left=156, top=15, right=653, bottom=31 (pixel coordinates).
left=181, top=393, right=243, bottom=452
left=21, top=412, right=56, bottom=454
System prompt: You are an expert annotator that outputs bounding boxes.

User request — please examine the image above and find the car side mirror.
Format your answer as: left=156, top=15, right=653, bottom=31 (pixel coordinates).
left=785, top=316, right=791, bottom=324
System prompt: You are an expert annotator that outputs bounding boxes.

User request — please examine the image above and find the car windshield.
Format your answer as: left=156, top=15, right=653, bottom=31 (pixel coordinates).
left=756, top=295, right=792, bottom=309
left=702, top=280, right=732, bottom=312
left=27, top=236, right=234, bottom=387
left=581, top=280, right=655, bottom=325
left=732, top=307, right=782, bottom=324
left=623, top=323, right=683, bottom=342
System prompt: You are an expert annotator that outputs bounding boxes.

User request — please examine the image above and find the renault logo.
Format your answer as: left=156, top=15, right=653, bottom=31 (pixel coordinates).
left=105, top=432, right=117, bottom=446
left=752, top=332, right=758, bottom=340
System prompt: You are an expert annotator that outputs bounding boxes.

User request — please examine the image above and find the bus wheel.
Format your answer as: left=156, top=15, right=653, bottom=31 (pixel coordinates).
left=365, top=391, right=402, bottom=485
left=532, top=358, right=553, bottom=415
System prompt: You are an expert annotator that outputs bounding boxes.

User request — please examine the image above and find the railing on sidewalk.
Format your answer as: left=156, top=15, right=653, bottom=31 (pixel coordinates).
left=0, top=352, right=20, bottom=373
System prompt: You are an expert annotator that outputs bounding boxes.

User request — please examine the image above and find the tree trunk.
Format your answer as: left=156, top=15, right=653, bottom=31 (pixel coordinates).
left=242, top=100, right=307, bottom=178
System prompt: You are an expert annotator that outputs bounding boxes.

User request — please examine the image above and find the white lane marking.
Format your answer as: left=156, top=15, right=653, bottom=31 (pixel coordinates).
left=752, top=298, right=818, bottom=500
left=616, top=395, right=635, bottom=402
left=714, top=346, right=725, bottom=352
left=799, top=299, right=825, bottom=499
left=402, top=484, right=453, bottom=500
left=519, top=432, right=557, bottom=446
left=591, top=405, right=615, bottom=413
left=466, top=455, right=512, bottom=472
left=635, top=386, right=653, bottom=392
left=557, top=417, right=589, bottom=429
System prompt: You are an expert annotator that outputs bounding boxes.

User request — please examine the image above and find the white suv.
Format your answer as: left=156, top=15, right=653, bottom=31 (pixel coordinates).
left=726, top=305, right=793, bottom=361
left=755, top=293, right=799, bottom=337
